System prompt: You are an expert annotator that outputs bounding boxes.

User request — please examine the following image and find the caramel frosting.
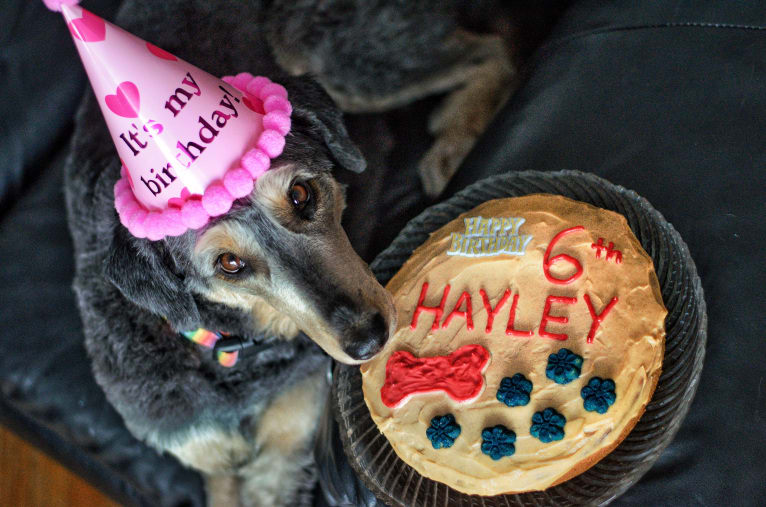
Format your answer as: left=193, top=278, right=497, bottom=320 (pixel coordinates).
left=361, top=194, right=666, bottom=496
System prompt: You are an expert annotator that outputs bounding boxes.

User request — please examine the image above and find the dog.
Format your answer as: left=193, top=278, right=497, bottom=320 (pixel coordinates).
left=65, top=0, right=517, bottom=505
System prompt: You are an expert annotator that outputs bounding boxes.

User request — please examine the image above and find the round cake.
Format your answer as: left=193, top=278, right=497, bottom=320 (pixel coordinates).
left=360, top=194, right=667, bottom=496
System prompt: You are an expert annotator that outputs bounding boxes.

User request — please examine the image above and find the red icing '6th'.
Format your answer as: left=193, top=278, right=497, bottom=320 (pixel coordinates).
left=410, top=226, right=618, bottom=344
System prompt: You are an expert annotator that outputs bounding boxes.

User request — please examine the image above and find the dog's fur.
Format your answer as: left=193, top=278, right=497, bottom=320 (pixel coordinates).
left=65, top=1, right=517, bottom=505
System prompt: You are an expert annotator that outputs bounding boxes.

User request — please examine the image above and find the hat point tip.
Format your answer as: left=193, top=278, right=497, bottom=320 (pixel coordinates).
left=42, top=0, right=80, bottom=13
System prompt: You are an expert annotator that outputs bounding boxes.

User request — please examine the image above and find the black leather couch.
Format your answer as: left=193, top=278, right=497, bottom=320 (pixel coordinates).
left=2, top=1, right=765, bottom=505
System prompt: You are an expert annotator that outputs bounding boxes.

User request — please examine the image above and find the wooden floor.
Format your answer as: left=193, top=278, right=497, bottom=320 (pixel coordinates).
left=0, top=425, right=118, bottom=507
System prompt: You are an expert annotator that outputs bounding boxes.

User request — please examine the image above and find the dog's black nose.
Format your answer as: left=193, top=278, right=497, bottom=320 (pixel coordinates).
left=338, top=310, right=389, bottom=361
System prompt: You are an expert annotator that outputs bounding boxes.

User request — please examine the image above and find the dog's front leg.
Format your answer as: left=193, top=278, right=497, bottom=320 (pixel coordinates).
left=205, top=475, right=242, bottom=507
left=240, top=369, right=329, bottom=507
left=161, top=426, right=252, bottom=506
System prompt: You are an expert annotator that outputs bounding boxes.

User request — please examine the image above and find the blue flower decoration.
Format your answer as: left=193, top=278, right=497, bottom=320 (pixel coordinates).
left=581, top=377, right=617, bottom=414
left=496, top=373, right=533, bottom=407
left=481, top=425, right=516, bottom=460
left=546, top=348, right=583, bottom=384
left=530, top=407, right=566, bottom=443
left=426, top=414, right=461, bottom=449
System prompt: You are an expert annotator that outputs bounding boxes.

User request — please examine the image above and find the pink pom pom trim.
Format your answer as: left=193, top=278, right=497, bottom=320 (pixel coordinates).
left=127, top=209, right=149, bottom=238
left=162, top=208, right=187, bottom=236
left=42, top=0, right=80, bottom=12
left=181, top=199, right=209, bottom=229
left=241, top=148, right=271, bottom=178
left=264, top=96, right=292, bottom=115
left=263, top=112, right=291, bottom=136
left=201, top=183, right=233, bottom=216
left=246, top=77, right=270, bottom=98
left=224, top=168, right=255, bottom=198
left=145, top=213, right=168, bottom=242
left=257, top=129, right=286, bottom=158
left=113, top=74, right=291, bottom=240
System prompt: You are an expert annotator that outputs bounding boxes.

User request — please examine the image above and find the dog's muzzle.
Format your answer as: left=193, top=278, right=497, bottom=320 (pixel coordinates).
left=332, top=305, right=389, bottom=361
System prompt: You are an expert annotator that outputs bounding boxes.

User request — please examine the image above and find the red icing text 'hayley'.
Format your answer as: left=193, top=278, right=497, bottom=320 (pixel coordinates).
left=410, top=284, right=618, bottom=344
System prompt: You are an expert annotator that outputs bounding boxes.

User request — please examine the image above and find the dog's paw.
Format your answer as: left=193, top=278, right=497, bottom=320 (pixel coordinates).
left=418, top=133, right=478, bottom=197
left=418, top=40, right=516, bottom=198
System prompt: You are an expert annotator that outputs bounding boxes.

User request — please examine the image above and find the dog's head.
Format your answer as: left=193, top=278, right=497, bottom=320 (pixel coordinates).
left=104, top=77, right=394, bottom=364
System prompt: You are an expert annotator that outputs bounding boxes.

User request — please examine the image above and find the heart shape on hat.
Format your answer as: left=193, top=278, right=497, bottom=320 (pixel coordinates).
left=168, top=187, right=197, bottom=208
left=243, top=95, right=265, bottom=115
left=68, top=9, right=106, bottom=43
left=146, top=42, right=178, bottom=61
left=105, top=82, right=140, bottom=118
left=120, top=160, right=136, bottom=191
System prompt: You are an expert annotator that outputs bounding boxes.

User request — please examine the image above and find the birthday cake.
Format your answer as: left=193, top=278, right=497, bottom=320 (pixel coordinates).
left=360, top=194, right=667, bottom=496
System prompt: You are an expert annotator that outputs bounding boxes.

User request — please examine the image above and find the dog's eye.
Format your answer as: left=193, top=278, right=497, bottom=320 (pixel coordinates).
left=288, top=182, right=311, bottom=210
left=217, top=253, right=245, bottom=274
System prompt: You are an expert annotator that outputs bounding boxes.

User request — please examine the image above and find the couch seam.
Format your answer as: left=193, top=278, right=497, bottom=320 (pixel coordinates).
left=538, top=21, right=766, bottom=56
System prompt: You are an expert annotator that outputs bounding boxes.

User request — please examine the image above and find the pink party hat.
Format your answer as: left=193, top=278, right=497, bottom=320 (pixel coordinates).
left=43, top=0, right=292, bottom=240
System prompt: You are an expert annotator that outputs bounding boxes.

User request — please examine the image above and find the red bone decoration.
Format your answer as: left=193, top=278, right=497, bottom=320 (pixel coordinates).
left=380, top=344, right=491, bottom=408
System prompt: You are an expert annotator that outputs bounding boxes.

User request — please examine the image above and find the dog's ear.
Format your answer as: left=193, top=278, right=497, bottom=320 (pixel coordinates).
left=103, top=224, right=201, bottom=330
left=285, top=77, right=367, bottom=173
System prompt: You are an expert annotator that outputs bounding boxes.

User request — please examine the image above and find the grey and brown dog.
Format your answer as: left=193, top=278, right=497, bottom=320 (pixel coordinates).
left=65, top=0, right=515, bottom=505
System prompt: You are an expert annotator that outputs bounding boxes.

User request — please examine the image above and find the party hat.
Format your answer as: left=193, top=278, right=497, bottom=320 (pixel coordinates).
left=43, top=0, right=292, bottom=240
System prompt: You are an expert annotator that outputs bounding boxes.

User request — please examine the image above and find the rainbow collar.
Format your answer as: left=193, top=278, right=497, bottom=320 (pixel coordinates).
left=181, top=328, right=275, bottom=367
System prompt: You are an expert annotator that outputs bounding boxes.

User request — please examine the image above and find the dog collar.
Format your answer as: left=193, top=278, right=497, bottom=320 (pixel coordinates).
left=181, top=328, right=276, bottom=367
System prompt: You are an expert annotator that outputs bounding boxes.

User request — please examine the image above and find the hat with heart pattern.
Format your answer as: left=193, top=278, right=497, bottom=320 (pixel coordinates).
left=43, top=0, right=292, bottom=240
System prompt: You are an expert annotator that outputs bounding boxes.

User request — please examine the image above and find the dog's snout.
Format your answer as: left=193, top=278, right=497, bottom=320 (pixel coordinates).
left=335, top=307, right=389, bottom=361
